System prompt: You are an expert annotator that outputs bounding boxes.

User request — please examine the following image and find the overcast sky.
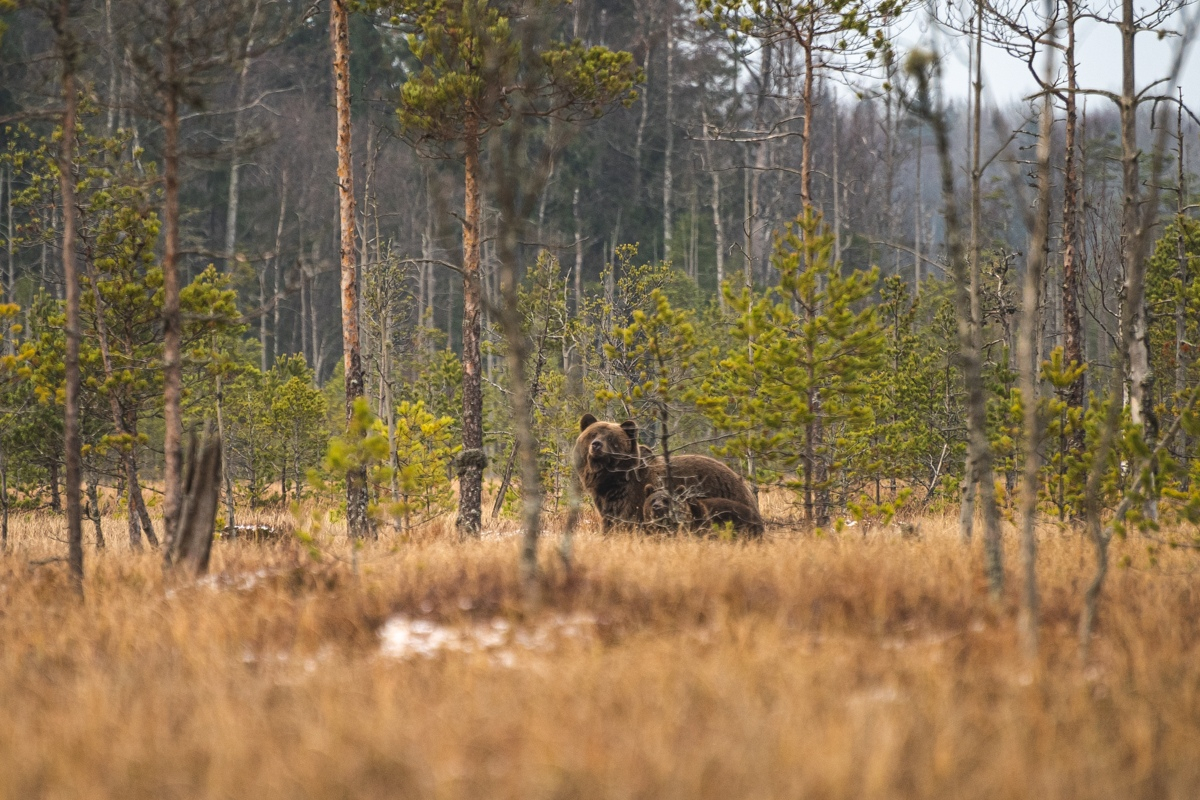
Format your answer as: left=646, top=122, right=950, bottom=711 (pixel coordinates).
left=901, top=2, right=1200, bottom=106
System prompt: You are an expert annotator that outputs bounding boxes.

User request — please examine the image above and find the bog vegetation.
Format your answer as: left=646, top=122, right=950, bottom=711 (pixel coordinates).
left=2, top=0, right=1200, bottom=794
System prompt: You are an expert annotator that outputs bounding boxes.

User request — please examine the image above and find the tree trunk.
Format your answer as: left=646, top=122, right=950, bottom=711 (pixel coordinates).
left=331, top=0, right=370, bottom=539
left=57, top=3, right=84, bottom=593
left=662, top=11, right=674, bottom=263
left=1062, top=0, right=1085, bottom=431
left=960, top=0, right=983, bottom=542
left=1016, top=35, right=1056, bottom=656
left=632, top=43, right=651, bottom=206
left=271, top=169, right=288, bottom=368
left=800, top=30, right=813, bottom=209
left=160, top=9, right=185, bottom=560
left=832, top=105, right=841, bottom=265
left=1119, top=0, right=1158, bottom=520
left=1174, top=91, right=1189, bottom=481
left=216, top=369, right=235, bottom=538
left=223, top=0, right=260, bottom=273
left=4, top=166, right=13, bottom=356
left=457, top=125, right=485, bottom=537
left=915, top=61, right=1004, bottom=599
left=702, top=110, right=725, bottom=312
left=86, top=474, right=105, bottom=550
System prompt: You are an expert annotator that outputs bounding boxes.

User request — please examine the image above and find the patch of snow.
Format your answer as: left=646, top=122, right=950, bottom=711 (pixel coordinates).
left=378, top=612, right=596, bottom=665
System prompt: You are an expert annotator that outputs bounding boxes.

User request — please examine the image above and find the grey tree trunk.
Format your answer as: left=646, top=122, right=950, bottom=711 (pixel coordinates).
left=1016, top=21, right=1055, bottom=656
left=961, top=0, right=985, bottom=542
left=662, top=8, right=674, bottom=263
left=223, top=0, right=260, bottom=273
left=914, top=57, right=1004, bottom=599
left=1119, top=0, right=1157, bottom=520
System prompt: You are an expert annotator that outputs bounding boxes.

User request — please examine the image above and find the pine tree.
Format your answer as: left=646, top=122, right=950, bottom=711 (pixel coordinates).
left=367, top=0, right=639, bottom=537
left=701, top=210, right=884, bottom=525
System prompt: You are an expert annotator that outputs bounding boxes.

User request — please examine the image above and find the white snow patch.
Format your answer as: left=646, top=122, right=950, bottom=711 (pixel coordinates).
left=378, top=613, right=596, bottom=664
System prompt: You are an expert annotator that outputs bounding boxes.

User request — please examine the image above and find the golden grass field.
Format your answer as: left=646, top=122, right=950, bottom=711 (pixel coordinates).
left=2, top=506, right=1199, bottom=800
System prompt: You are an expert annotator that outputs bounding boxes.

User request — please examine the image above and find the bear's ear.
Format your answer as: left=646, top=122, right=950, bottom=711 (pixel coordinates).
left=579, top=413, right=597, bottom=432
left=620, top=419, right=638, bottom=445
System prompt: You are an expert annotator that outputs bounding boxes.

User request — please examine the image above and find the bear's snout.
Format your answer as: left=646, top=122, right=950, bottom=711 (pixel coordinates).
left=589, top=439, right=604, bottom=456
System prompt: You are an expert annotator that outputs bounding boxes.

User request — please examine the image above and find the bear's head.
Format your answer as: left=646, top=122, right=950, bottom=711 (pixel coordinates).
left=643, top=487, right=672, bottom=522
left=573, top=414, right=642, bottom=480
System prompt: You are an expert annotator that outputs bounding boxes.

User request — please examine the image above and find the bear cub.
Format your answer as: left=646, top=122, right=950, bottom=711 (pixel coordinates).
left=643, top=488, right=764, bottom=538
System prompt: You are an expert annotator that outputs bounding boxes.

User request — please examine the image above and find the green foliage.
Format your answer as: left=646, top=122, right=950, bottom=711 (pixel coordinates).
left=370, top=0, right=640, bottom=154
left=1039, top=347, right=1088, bottom=520
left=842, top=277, right=963, bottom=515
left=316, top=397, right=391, bottom=523
left=700, top=210, right=884, bottom=521
left=392, top=399, right=459, bottom=530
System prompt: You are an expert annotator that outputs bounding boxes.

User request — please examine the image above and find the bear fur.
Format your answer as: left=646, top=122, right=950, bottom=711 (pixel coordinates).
left=642, top=488, right=765, bottom=538
left=573, top=414, right=758, bottom=532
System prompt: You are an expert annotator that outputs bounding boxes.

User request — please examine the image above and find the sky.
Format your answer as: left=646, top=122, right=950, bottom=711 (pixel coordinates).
left=902, top=2, right=1200, bottom=106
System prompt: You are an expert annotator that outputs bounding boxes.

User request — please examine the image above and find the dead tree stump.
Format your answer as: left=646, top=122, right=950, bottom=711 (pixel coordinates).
left=163, top=429, right=222, bottom=576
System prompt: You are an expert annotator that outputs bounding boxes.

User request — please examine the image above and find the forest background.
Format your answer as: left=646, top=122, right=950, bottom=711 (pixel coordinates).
left=1, top=0, right=1200, bottom=616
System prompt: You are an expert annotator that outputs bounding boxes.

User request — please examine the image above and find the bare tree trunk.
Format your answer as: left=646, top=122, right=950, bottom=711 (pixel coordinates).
left=270, top=169, right=288, bottom=368
left=1062, top=0, right=1085, bottom=436
left=914, top=58, right=1004, bottom=598
left=915, top=123, right=923, bottom=288
left=573, top=186, right=583, bottom=319
left=961, top=0, right=985, bottom=542
left=1080, top=1, right=1194, bottom=652
left=1016, top=27, right=1055, bottom=656
left=86, top=473, right=105, bottom=550
left=4, top=166, right=13, bottom=356
left=800, top=31, right=813, bottom=209
left=457, top=125, right=485, bottom=537
left=705, top=126, right=726, bottom=311
left=216, top=369, right=235, bottom=538
left=832, top=104, right=841, bottom=265
left=105, top=0, right=117, bottom=133
left=1119, top=0, right=1157, bottom=519
left=331, top=0, right=370, bottom=539
left=56, top=1, right=84, bottom=594
left=632, top=43, right=651, bottom=206
left=300, top=268, right=309, bottom=363
left=160, top=9, right=185, bottom=559
left=662, top=9, right=674, bottom=263
left=1174, top=90, right=1189, bottom=478
left=223, top=0, right=260, bottom=273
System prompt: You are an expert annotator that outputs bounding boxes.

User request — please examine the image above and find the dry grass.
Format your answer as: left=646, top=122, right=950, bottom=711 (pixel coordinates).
left=2, top=509, right=1199, bottom=799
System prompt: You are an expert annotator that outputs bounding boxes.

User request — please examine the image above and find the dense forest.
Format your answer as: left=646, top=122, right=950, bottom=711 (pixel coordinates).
left=2, top=0, right=1199, bottom=615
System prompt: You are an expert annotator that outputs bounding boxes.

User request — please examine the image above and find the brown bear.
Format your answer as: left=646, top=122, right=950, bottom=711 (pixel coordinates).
left=573, top=414, right=758, bottom=532
left=642, top=488, right=765, bottom=538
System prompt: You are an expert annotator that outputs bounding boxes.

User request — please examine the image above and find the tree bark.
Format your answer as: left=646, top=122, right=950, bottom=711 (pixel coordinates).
left=330, top=0, right=370, bottom=539
left=4, top=166, right=13, bottom=356
left=160, top=5, right=185, bottom=560
left=915, top=60, right=1004, bottom=598
left=1119, top=0, right=1158, bottom=519
left=223, top=0, right=260, bottom=273
left=961, top=0, right=984, bottom=542
left=662, top=9, right=674, bottom=263
left=1062, top=0, right=1085, bottom=430
left=456, top=124, right=485, bottom=537
left=270, top=169, right=288, bottom=368
left=1016, top=29, right=1055, bottom=656
left=56, top=0, right=84, bottom=593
